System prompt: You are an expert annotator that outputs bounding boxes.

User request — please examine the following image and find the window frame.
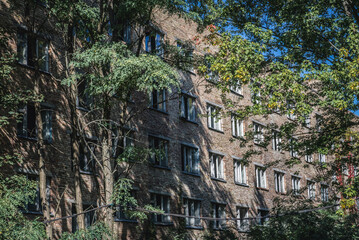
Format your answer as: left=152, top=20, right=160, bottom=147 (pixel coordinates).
left=255, top=165, right=267, bottom=189
left=307, top=181, right=316, bottom=199
left=234, top=159, right=247, bottom=185
left=210, top=152, right=224, bottom=180
left=321, top=184, right=329, bottom=202
left=274, top=171, right=285, bottom=193
left=182, top=144, right=200, bottom=175
left=236, top=206, right=250, bottom=232
left=211, top=202, right=226, bottom=230
left=291, top=176, right=301, bottom=195
left=183, top=197, right=202, bottom=228
left=272, top=130, right=281, bottom=151
left=79, top=139, right=96, bottom=174
left=253, top=122, right=264, bottom=145
left=150, top=89, right=167, bottom=112
left=180, top=93, right=196, bottom=122
left=148, top=135, right=169, bottom=168
left=231, top=114, right=244, bottom=138
left=207, top=104, right=222, bottom=132
left=150, top=193, right=172, bottom=224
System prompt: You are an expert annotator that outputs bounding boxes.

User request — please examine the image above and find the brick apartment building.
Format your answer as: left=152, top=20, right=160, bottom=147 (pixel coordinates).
left=0, top=0, right=337, bottom=239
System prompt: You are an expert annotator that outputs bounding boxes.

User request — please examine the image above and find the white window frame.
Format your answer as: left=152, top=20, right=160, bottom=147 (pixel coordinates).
left=307, top=181, right=316, bottom=199
left=212, top=203, right=226, bottom=229
left=234, top=160, right=247, bottom=185
left=257, top=209, right=269, bottom=225
left=274, top=171, right=285, bottom=193
left=290, top=138, right=298, bottom=158
left=255, top=166, right=267, bottom=189
left=236, top=206, right=249, bottom=232
left=151, top=193, right=171, bottom=223
left=210, top=153, right=224, bottom=180
left=305, top=147, right=313, bottom=162
left=291, top=176, right=301, bottom=195
left=319, top=153, right=326, bottom=163
left=272, top=130, right=281, bottom=151
left=183, top=198, right=201, bottom=227
left=321, top=185, right=329, bottom=202
left=182, top=144, right=200, bottom=174
left=180, top=94, right=196, bottom=122
left=230, top=80, right=242, bottom=95
left=253, top=122, right=264, bottom=145
left=207, top=104, right=222, bottom=131
left=231, top=114, right=244, bottom=137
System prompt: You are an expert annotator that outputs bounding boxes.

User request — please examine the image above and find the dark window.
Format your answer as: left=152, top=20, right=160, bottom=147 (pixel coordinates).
left=180, top=94, right=196, bottom=122
left=79, top=141, right=95, bottom=173
left=115, top=190, right=137, bottom=221
left=183, top=198, right=201, bottom=227
left=24, top=175, right=50, bottom=213
left=212, top=203, right=226, bottom=229
left=18, top=104, right=37, bottom=139
left=151, top=193, right=171, bottom=223
left=182, top=145, right=199, bottom=174
left=145, top=32, right=163, bottom=56
left=17, top=31, right=49, bottom=72
left=77, top=79, right=92, bottom=109
left=72, top=204, right=96, bottom=233
left=257, top=209, right=269, bottom=225
left=150, top=89, right=166, bottom=112
left=149, top=136, right=168, bottom=167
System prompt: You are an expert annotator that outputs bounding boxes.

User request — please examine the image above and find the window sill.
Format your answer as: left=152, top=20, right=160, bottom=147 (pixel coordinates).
left=208, top=127, right=224, bottom=134
left=238, top=228, right=250, bottom=233
left=18, top=135, right=37, bottom=142
left=211, top=177, right=227, bottom=183
left=212, top=227, right=227, bottom=231
left=153, top=222, right=174, bottom=226
left=256, top=187, right=269, bottom=191
left=180, top=117, right=198, bottom=125
left=276, top=191, right=286, bottom=195
left=151, top=165, right=171, bottom=171
left=254, top=142, right=266, bottom=148
left=17, top=62, right=51, bottom=75
left=182, top=171, right=201, bottom=177
left=76, top=106, right=91, bottom=112
left=149, top=107, right=169, bottom=115
left=235, top=182, right=249, bottom=187
left=230, top=90, right=244, bottom=98
left=22, top=210, right=43, bottom=215
left=79, top=170, right=94, bottom=175
left=114, top=219, right=138, bottom=223
left=232, top=135, right=246, bottom=141
left=185, top=225, right=203, bottom=230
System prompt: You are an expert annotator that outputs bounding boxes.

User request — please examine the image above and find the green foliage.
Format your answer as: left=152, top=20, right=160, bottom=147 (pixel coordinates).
left=249, top=210, right=359, bottom=240
left=59, top=222, right=111, bottom=240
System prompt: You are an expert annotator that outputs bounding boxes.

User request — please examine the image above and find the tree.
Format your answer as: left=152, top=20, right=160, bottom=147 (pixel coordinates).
left=196, top=0, right=359, bottom=212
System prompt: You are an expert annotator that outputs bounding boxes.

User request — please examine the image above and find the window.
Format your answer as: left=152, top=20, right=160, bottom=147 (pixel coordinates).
left=230, top=81, right=242, bottom=95
left=72, top=204, right=96, bottom=232
left=236, top=207, right=249, bottom=232
left=212, top=203, right=226, bottom=229
left=150, top=89, right=166, bottom=112
left=115, top=190, right=137, bottom=222
left=183, top=198, right=201, bottom=227
left=182, top=145, right=200, bottom=174
left=151, top=193, right=171, bottom=223
left=315, top=114, right=323, bottom=132
left=17, top=31, right=49, bottom=72
left=274, top=171, right=285, bottom=193
left=305, top=147, right=313, bottom=162
left=207, top=104, right=222, bottom=131
left=18, top=104, right=53, bottom=142
left=291, top=176, right=301, bottom=195
left=149, top=136, right=168, bottom=167
left=41, top=108, right=53, bottom=143
left=120, top=24, right=131, bottom=43
left=308, top=181, right=316, bottom=199
left=180, top=94, right=196, bottom=122
left=272, top=130, right=281, bottom=151
left=18, top=104, right=37, bottom=139
left=253, top=122, right=264, bottom=145
left=289, top=138, right=298, bottom=158
left=319, top=153, right=326, bottom=163
left=251, top=83, right=262, bottom=104
left=112, top=129, right=134, bottom=158
left=231, top=114, right=244, bottom=137
left=79, top=141, right=95, bottom=173
left=255, top=166, right=267, bottom=188
left=177, top=41, right=194, bottom=71
left=321, top=185, right=329, bottom=202
left=257, top=209, right=269, bottom=225
left=77, top=79, right=93, bottom=109
left=145, top=32, right=163, bottom=56
left=24, top=175, right=50, bottom=213
left=287, top=102, right=296, bottom=120
left=210, top=153, right=224, bottom=180
left=205, top=56, right=219, bottom=83
left=234, top=160, right=247, bottom=185
left=304, top=115, right=311, bottom=128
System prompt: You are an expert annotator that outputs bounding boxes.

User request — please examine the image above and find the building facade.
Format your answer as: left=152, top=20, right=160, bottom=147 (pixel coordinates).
left=0, top=1, right=337, bottom=239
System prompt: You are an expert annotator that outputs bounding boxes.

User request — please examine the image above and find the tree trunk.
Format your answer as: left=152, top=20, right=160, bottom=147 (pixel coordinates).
left=34, top=74, right=52, bottom=239
left=102, top=99, right=114, bottom=235
left=65, top=24, right=85, bottom=231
